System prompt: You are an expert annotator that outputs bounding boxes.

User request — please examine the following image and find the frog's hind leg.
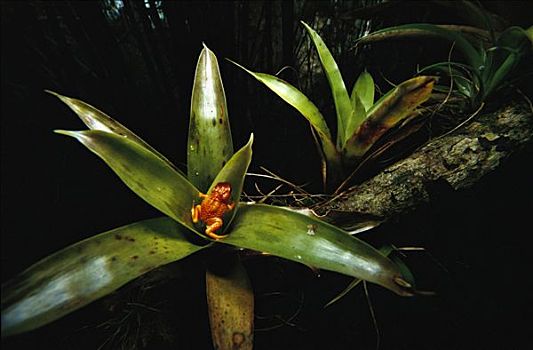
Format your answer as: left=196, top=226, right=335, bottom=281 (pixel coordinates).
left=205, top=217, right=227, bottom=240
left=191, top=205, right=201, bottom=223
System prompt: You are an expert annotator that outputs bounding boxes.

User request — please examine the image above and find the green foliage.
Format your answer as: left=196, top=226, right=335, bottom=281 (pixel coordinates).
left=188, top=44, right=234, bottom=192
left=188, top=44, right=253, bottom=349
left=2, top=45, right=414, bottom=338
left=234, top=22, right=434, bottom=190
left=360, top=21, right=532, bottom=109
left=1, top=218, right=206, bottom=337
left=324, top=245, right=416, bottom=308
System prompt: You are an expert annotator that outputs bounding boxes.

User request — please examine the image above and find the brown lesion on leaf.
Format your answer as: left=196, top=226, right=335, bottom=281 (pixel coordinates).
left=353, top=120, right=389, bottom=149
left=232, top=332, right=246, bottom=347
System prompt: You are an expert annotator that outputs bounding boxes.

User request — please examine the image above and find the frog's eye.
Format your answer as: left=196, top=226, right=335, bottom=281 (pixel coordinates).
left=222, top=189, right=231, bottom=199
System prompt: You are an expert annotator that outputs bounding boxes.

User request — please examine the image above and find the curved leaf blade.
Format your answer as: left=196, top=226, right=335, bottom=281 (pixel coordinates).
left=55, top=130, right=202, bottom=236
left=359, top=24, right=483, bottom=69
left=230, top=60, right=340, bottom=171
left=204, top=135, right=253, bottom=236
left=301, top=21, right=352, bottom=148
left=188, top=44, right=234, bottom=192
left=223, top=204, right=414, bottom=296
left=230, top=61, right=332, bottom=141
left=46, top=91, right=183, bottom=175
left=344, top=76, right=435, bottom=161
left=1, top=217, right=207, bottom=337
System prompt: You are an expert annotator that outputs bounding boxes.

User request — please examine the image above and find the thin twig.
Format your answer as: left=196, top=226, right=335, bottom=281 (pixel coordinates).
left=363, top=281, right=380, bottom=350
left=433, top=101, right=485, bottom=141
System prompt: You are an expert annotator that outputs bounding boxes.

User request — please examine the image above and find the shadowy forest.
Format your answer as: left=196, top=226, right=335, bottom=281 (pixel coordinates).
left=2, top=1, right=532, bottom=349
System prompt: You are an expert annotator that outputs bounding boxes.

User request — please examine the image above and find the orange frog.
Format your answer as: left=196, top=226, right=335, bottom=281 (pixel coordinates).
left=191, top=182, right=235, bottom=239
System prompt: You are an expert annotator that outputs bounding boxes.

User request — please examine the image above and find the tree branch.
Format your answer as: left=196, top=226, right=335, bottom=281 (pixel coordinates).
left=318, top=98, right=533, bottom=220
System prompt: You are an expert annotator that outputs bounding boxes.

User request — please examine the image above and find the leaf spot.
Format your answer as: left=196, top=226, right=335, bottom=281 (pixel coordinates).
left=232, top=332, right=245, bottom=347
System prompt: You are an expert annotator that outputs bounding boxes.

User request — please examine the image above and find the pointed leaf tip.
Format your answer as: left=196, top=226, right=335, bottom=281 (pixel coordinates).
left=49, top=90, right=183, bottom=174
left=44, top=89, right=59, bottom=97
left=53, top=129, right=80, bottom=138
left=46, top=90, right=75, bottom=107
left=300, top=20, right=310, bottom=29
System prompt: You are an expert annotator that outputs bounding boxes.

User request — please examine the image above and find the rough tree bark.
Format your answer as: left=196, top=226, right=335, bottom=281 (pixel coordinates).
left=317, top=98, right=533, bottom=221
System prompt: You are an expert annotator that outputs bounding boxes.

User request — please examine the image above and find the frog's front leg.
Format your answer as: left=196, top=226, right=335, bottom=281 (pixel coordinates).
left=205, top=217, right=227, bottom=240
left=191, top=204, right=202, bottom=223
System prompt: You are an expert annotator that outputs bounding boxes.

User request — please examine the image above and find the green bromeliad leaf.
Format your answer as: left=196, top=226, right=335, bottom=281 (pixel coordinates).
left=359, top=24, right=483, bottom=69
left=230, top=60, right=341, bottom=172
left=343, top=76, right=435, bottom=162
left=1, top=217, right=207, bottom=337
left=55, top=130, right=203, bottom=236
left=352, top=70, right=375, bottom=113
left=301, top=21, right=352, bottom=148
left=483, top=26, right=532, bottom=99
left=223, top=204, right=414, bottom=296
left=346, top=71, right=373, bottom=146
left=188, top=44, right=234, bottom=192
left=205, top=135, right=253, bottom=236
left=46, top=90, right=183, bottom=175
left=190, top=46, right=254, bottom=350
left=229, top=61, right=332, bottom=143
left=346, top=92, right=367, bottom=146
left=324, top=245, right=416, bottom=308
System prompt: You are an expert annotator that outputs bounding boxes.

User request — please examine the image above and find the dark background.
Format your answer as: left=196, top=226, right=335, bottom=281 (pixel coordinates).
left=2, top=1, right=532, bottom=349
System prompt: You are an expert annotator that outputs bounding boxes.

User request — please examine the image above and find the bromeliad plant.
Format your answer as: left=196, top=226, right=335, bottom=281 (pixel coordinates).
left=232, top=21, right=435, bottom=191
left=1, top=45, right=415, bottom=348
left=358, top=14, right=533, bottom=110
